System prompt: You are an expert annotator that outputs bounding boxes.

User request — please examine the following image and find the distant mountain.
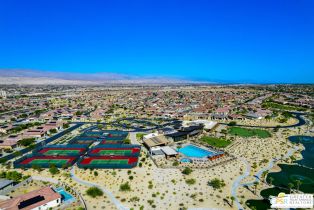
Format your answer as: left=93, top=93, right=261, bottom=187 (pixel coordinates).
left=0, top=69, right=197, bottom=85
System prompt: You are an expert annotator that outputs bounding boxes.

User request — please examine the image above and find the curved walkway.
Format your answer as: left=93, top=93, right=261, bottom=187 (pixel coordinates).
left=70, top=167, right=129, bottom=210
left=231, top=158, right=251, bottom=210
left=231, top=145, right=300, bottom=210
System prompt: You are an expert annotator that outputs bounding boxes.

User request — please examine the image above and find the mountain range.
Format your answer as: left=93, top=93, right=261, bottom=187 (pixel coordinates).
left=0, top=69, right=198, bottom=85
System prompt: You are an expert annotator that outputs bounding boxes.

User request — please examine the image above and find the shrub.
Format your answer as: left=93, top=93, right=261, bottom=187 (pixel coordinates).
left=185, top=178, right=196, bottom=185
left=119, top=182, right=131, bottom=191
left=49, top=165, right=59, bottom=175
left=18, top=138, right=35, bottom=147
left=182, top=167, right=193, bottom=175
left=228, top=121, right=237, bottom=126
left=86, top=187, right=103, bottom=198
left=208, top=178, right=226, bottom=189
left=172, top=161, right=179, bottom=166
left=123, top=139, right=131, bottom=144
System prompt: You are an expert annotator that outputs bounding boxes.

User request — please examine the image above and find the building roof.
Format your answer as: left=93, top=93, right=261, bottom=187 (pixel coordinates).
left=0, top=140, right=18, bottom=147
left=0, top=186, right=61, bottom=210
left=143, top=133, right=158, bottom=140
left=184, top=120, right=217, bottom=130
left=160, top=146, right=178, bottom=156
left=143, top=135, right=169, bottom=148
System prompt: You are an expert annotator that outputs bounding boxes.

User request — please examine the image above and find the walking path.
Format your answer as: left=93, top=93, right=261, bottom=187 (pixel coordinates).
left=231, top=145, right=300, bottom=210
left=231, top=157, right=251, bottom=210
left=70, top=167, right=129, bottom=210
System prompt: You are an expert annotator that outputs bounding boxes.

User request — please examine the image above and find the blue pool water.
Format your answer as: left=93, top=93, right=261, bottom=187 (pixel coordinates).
left=55, top=187, right=75, bottom=203
left=180, top=158, right=192, bottom=163
left=178, top=145, right=216, bottom=158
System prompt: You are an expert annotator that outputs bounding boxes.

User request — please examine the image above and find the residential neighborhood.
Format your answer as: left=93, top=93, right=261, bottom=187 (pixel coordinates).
left=0, top=84, right=313, bottom=210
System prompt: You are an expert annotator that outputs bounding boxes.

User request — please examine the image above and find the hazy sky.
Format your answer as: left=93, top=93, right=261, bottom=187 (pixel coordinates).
left=0, top=0, right=313, bottom=83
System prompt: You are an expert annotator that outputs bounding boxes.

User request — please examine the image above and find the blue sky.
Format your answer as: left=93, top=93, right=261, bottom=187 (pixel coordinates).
left=0, top=0, right=313, bottom=83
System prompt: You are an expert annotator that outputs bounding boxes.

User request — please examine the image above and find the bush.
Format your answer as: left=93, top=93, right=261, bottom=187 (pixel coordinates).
left=0, top=171, right=23, bottom=182
left=182, top=167, right=193, bottom=175
left=49, top=165, right=59, bottom=175
left=228, top=121, right=237, bottom=126
left=123, top=139, right=131, bottom=144
left=18, top=138, right=35, bottom=147
left=185, top=178, right=196, bottom=185
left=31, top=164, right=42, bottom=172
left=136, top=133, right=145, bottom=140
left=50, top=128, right=58, bottom=134
left=172, top=161, right=179, bottom=166
left=86, top=187, right=103, bottom=198
left=119, top=182, right=131, bottom=191
left=63, top=123, right=70, bottom=129
left=208, top=178, right=226, bottom=189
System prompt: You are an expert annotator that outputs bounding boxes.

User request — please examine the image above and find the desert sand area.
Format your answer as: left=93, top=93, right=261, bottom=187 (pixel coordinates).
left=223, top=117, right=299, bottom=127
left=1, top=124, right=308, bottom=210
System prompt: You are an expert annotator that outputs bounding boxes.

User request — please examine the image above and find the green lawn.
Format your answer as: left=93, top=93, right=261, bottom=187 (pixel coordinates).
left=200, top=136, right=231, bottom=148
left=228, top=127, right=271, bottom=138
left=262, top=101, right=306, bottom=111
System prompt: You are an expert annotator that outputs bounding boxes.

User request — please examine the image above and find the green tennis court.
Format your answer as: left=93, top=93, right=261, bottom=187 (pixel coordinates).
left=98, top=150, right=132, bottom=156
left=30, top=159, right=69, bottom=165
left=90, top=159, right=129, bottom=164
left=43, top=149, right=81, bottom=156
left=103, top=140, right=123, bottom=143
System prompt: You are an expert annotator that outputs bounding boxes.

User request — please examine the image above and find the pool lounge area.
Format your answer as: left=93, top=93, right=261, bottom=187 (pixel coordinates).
left=178, top=144, right=223, bottom=159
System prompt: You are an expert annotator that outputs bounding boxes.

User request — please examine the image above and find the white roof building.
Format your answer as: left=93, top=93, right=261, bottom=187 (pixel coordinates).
left=183, top=120, right=218, bottom=130
left=161, top=146, right=178, bottom=156
left=143, top=132, right=159, bottom=140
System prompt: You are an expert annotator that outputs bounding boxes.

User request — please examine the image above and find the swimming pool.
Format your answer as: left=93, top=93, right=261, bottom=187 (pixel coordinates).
left=55, top=187, right=75, bottom=204
left=180, top=158, right=193, bottom=163
left=178, top=145, right=216, bottom=158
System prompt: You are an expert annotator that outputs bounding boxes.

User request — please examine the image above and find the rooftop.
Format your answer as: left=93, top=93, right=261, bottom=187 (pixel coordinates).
left=0, top=186, right=61, bottom=210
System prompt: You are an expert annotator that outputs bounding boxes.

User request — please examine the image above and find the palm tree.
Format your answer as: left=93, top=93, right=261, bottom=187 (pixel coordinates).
left=230, top=196, right=235, bottom=206
left=295, top=179, right=302, bottom=191
left=261, top=171, right=267, bottom=183
left=221, top=129, right=227, bottom=139
left=288, top=182, right=294, bottom=193
left=253, top=181, right=258, bottom=195
left=268, top=177, right=274, bottom=186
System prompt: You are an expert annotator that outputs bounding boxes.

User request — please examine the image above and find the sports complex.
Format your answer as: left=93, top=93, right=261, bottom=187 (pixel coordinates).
left=13, top=129, right=141, bottom=169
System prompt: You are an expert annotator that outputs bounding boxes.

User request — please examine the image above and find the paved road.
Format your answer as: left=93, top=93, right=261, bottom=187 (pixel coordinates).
left=73, top=118, right=181, bottom=132
left=70, top=167, right=129, bottom=210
